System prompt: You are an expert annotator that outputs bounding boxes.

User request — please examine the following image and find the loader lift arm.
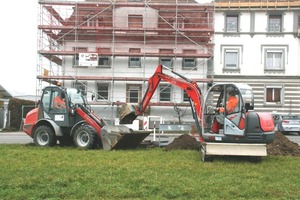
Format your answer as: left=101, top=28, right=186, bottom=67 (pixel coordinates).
left=120, top=64, right=204, bottom=139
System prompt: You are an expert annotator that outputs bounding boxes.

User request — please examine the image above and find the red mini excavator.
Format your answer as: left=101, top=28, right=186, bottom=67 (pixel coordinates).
left=119, top=65, right=275, bottom=161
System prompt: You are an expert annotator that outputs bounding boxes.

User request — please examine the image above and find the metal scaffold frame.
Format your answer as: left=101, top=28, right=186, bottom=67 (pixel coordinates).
left=37, top=0, right=215, bottom=108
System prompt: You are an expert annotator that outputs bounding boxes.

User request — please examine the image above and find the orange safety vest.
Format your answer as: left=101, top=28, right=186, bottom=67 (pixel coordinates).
left=54, top=96, right=66, bottom=108
left=219, top=96, right=238, bottom=113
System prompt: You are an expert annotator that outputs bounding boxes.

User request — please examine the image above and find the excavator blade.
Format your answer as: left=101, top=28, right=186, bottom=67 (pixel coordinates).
left=119, top=104, right=138, bottom=124
left=100, top=125, right=151, bottom=151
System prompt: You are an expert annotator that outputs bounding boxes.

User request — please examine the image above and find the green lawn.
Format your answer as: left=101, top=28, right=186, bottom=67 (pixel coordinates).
left=0, top=144, right=299, bottom=199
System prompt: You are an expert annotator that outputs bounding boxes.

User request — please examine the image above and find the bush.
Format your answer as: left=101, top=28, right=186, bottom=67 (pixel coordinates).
left=7, top=98, right=35, bottom=130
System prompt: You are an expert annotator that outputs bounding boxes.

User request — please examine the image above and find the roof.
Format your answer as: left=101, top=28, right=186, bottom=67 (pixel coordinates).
left=0, top=84, right=12, bottom=99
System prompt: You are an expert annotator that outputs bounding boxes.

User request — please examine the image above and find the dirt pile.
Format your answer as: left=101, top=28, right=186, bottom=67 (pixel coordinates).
left=164, top=134, right=200, bottom=151
left=267, top=131, right=300, bottom=156
left=164, top=132, right=300, bottom=157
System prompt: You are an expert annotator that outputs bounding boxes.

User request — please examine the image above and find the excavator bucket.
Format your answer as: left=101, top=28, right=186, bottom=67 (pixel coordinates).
left=119, top=104, right=138, bottom=124
left=100, top=125, right=151, bottom=150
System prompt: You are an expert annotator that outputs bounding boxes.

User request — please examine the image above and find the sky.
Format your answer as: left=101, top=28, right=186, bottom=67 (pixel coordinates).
left=0, top=0, right=38, bottom=96
left=0, top=0, right=210, bottom=97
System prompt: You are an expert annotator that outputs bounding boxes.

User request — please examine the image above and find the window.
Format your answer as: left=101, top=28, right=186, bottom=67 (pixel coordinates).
left=265, top=50, right=284, bottom=70
left=159, top=84, right=171, bottom=102
left=226, top=15, right=239, bottom=32
left=129, top=57, right=141, bottom=68
left=268, top=15, right=282, bottom=32
left=72, top=82, right=87, bottom=95
left=159, top=57, right=173, bottom=68
left=85, top=12, right=98, bottom=27
left=98, top=57, right=110, bottom=67
left=172, top=15, right=185, bottom=29
left=182, top=58, right=196, bottom=70
left=128, top=14, right=143, bottom=28
left=224, top=49, right=239, bottom=69
left=97, top=83, right=109, bottom=101
left=265, top=86, right=283, bottom=105
left=183, top=90, right=189, bottom=102
left=73, top=55, right=79, bottom=66
left=126, top=84, right=141, bottom=103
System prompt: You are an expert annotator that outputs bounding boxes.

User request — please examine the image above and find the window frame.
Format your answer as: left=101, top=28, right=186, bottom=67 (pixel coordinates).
left=264, top=49, right=285, bottom=71
left=182, top=58, right=196, bottom=70
left=159, top=57, right=173, bottom=69
left=126, top=84, right=142, bottom=103
left=224, top=49, right=240, bottom=70
left=159, top=84, right=171, bottom=102
left=225, top=14, right=239, bottom=32
left=128, top=14, right=143, bottom=28
left=264, top=85, right=284, bottom=106
left=96, top=82, right=109, bottom=101
left=183, top=90, right=189, bottom=102
left=268, top=14, right=282, bottom=33
left=128, top=57, right=141, bottom=68
left=97, top=56, right=111, bottom=68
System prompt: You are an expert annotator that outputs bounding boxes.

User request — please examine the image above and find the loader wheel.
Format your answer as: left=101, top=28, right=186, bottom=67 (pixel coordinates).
left=73, top=125, right=98, bottom=149
left=34, top=125, right=56, bottom=147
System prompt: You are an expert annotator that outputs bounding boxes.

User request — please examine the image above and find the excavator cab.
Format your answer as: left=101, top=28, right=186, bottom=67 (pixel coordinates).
left=202, top=83, right=274, bottom=144
left=203, top=84, right=248, bottom=136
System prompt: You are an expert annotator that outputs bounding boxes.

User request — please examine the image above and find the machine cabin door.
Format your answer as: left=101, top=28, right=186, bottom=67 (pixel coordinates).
left=222, top=85, right=245, bottom=136
left=40, top=87, right=70, bottom=127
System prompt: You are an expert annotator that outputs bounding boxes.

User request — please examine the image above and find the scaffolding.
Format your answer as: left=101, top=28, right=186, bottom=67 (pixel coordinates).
left=37, top=0, right=215, bottom=115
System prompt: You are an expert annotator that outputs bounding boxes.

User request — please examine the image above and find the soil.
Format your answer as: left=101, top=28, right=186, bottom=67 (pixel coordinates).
left=164, top=131, right=300, bottom=157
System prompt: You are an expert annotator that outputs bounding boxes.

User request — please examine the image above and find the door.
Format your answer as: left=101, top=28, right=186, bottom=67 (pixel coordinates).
left=40, top=87, right=70, bottom=127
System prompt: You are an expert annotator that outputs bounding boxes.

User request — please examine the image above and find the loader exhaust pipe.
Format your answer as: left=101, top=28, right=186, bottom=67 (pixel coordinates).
left=119, top=104, right=138, bottom=124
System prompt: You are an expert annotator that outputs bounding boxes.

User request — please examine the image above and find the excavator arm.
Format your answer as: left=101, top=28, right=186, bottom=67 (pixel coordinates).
left=120, top=64, right=204, bottom=138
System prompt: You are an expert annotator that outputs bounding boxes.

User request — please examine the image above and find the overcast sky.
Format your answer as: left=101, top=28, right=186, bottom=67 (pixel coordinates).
left=0, top=0, right=37, bottom=96
left=0, top=0, right=211, bottom=96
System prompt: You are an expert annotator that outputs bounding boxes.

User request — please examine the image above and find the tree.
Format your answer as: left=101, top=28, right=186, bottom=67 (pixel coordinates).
left=173, top=105, right=188, bottom=124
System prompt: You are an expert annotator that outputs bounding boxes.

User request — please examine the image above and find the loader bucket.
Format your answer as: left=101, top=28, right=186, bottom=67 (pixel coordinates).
left=119, top=104, right=138, bottom=124
left=100, top=125, right=151, bottom=151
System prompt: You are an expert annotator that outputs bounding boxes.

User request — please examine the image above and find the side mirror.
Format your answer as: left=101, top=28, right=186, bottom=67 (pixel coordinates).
left=245, top=103, right=254, bottom=111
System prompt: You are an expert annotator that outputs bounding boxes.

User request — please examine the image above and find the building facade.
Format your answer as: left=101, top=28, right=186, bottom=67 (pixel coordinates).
left=214, top=0, right=300, bottom=115
left=37, top=0, right=300, bottom=128
left=37, top=0, right=214, bottom=126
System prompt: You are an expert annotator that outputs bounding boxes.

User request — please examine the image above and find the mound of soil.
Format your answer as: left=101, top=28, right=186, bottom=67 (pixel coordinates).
left=164, top=134, right=200, bottom=151
left=267, top=131, right=300, bottom=156
left=164, top=132, right=300, bottom=157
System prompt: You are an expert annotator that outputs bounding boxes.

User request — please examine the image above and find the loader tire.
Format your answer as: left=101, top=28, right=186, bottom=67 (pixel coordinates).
left=73, top=125, right=98, bottom=149
left=34, top=125, right=56, bottom=147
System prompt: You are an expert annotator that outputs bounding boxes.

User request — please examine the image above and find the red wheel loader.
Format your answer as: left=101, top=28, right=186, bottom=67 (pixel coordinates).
left=119, top=65, right=275, bottom=161
left=23, top=86, right=151, bottom=150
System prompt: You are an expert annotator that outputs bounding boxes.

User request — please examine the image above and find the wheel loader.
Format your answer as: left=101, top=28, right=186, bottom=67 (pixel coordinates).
left=119, top=65, right=275, bottom=161
left=23, top=86, right=151, bottom=150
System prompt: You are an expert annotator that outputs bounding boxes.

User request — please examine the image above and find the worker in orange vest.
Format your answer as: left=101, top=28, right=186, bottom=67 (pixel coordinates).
left=212, top=86, right=239, bottom=133
left=54, top=93, right=66, bottom=110
left=216, top=86, right=239, bottom=114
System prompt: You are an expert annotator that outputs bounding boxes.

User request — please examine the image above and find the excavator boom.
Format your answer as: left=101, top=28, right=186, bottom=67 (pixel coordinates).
left=120, top=64, right=203, bottom=137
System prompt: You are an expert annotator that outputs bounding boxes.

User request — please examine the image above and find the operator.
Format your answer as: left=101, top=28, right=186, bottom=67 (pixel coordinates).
left=216, top=86, right=238, bottom=114
left=54, top=93, right=66, bottom=110
left=212, top=86, right=239, bottom=133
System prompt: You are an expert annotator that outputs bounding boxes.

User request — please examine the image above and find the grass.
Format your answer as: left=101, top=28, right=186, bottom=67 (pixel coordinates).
left=1, top=145, right=300, bottom=200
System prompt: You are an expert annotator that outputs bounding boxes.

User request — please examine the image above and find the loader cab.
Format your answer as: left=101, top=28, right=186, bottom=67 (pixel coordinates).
left=39, top=86, right=69, bottom=126
left=39, top=86, right=86, bottom=127
left=202, top=83, right=253, bottom=136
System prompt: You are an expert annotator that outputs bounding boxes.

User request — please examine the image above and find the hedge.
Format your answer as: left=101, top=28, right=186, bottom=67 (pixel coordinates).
left=8, top=98, right=35, bottom=130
